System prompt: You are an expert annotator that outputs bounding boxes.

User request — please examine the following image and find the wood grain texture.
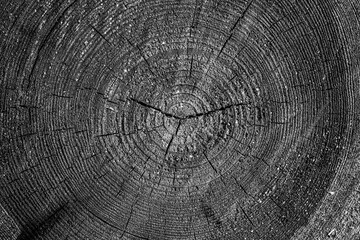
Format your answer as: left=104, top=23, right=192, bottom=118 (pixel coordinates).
left=0, top=0, right=359, bottom=239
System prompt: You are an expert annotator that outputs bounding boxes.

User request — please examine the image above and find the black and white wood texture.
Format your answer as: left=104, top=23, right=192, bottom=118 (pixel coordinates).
left=0, top=0, right=360, bottom=239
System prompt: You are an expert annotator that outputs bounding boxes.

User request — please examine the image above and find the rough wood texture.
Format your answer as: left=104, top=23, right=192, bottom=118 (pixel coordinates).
left=0, top=204, right=20, bottom=240
left=0, top=0, right=359, bottom=239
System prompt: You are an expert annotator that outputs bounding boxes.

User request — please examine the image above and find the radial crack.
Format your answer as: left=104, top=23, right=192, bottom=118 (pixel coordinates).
left=129, top=97, right=181, bottom=119
left=230, top=0, right=255, bottom=32
left=164, top=120, right=182, bottom=157
left=183, top=102, right=250, bottom=119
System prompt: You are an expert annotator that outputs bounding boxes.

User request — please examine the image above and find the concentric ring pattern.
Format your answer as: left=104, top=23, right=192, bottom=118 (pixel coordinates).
left=0, top=0, right=358, bottom=239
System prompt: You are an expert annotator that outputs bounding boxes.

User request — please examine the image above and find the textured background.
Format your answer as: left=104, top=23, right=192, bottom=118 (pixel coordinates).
left=1, top=0, right=360, bottom=239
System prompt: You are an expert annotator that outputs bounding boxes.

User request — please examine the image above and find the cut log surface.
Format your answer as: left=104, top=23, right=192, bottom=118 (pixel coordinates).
left=0, top=0, right=359, bottom=239
left=0, top=203, right=20, bottom=240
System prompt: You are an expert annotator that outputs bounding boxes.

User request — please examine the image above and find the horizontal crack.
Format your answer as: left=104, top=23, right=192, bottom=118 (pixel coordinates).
left=181, top=102, right=251, bottom=119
